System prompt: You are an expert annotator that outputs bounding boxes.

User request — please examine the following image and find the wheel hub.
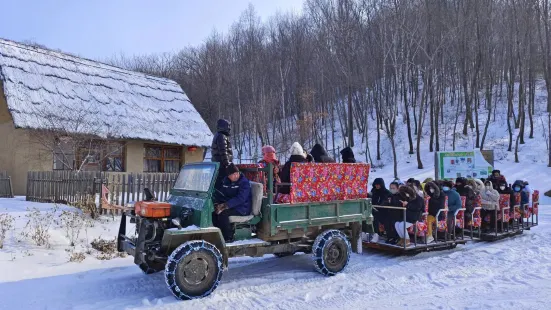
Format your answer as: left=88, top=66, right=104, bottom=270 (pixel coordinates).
left=183, top=255, right=209, bottom=285
left=326, top=243, right=343, bottom=265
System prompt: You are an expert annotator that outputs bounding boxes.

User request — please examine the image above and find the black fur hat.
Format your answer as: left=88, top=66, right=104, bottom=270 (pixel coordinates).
left=226, top=163, right=239, bottom=175
left=399, top=185, right=417, bottom=201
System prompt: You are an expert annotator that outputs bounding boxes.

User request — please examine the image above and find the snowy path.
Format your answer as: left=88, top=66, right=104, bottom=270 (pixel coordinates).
left=0, top=205, right=550, bottom=310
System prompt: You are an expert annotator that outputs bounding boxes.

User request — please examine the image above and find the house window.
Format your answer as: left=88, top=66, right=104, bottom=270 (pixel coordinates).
left=143, top=145, right=181, bottom=172
left=75, top=142, right=125, bottom=172
left=53, top=151, right=74, bottom=170
left=76, top=148, right=101, bottom=171
left=103, top=143, right=125, bottom=172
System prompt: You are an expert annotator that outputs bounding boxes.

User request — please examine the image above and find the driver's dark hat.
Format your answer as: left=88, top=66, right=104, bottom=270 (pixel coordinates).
left=226, top=163, right=239, bottom=175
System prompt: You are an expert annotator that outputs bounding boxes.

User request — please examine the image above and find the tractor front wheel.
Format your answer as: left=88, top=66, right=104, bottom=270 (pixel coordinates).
left=164, top=240, right=223, bottom=300
left=312, top=229, right=351, bottom=276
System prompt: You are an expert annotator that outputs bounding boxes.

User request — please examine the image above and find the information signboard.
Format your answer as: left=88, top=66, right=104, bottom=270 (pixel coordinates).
left=436, top=150, right=493, bottom=180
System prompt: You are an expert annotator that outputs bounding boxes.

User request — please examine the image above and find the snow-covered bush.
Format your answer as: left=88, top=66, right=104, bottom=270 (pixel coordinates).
left=90, top=237, right=116, bottom=254
left=59, top=210, right=86, bottom=246
left=90, top=237, right=126, bottom=260
left=70, top=194, right=98, bottom=219
left=22, top=207, right=56, bottom=247
left=0, top=213, right=15, bottom=249
left=68, top=250, right=86, bottom=263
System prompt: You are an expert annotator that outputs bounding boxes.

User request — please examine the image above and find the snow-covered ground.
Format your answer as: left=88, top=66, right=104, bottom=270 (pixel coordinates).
left=0, top=196, right=550, bottom=310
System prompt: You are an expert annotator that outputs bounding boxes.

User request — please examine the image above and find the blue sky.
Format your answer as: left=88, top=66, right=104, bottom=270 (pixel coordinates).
left=0, top=0, right=303, bottom=60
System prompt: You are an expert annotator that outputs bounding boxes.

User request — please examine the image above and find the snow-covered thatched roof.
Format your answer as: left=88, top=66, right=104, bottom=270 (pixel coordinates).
left=0, top=38, right=213, bottom=147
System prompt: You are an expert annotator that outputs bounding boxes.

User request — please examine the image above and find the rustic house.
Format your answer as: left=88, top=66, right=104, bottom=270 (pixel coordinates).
left=0, top=38, right=213, bottom=195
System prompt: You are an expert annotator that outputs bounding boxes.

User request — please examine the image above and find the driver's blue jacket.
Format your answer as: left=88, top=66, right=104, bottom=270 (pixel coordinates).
left=215, top=173, right=252, bottom=215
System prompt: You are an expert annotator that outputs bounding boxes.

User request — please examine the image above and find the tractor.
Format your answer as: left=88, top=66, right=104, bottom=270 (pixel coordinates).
left=117, top=162, right=373, bottom=300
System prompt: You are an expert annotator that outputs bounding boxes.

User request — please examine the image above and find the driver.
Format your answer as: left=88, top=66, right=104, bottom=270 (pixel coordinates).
left=212, top=164, right=252, bottom=243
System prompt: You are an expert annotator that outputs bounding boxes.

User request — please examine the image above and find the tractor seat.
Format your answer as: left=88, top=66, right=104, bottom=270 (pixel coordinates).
left=229, top=181, right=263, bottom=224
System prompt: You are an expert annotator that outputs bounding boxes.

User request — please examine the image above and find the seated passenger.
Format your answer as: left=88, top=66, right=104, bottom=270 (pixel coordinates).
left=212, top=164, right=252, bottom=243
left=522, top=179, right=533, bottom=205
left=442, top=180, right=462, bottom=219
left=512, top=180, right=529, bottom=207
left=394, top=186, right=424, bottom=247
left=488, top=170, right=507, bottom=190
left=480, top=180, right=500, bottom=231
left=368, top=178, right=391, bottom=243
left=310, top=143, right=336, bottom=163
left=454, top=177, right=476, bottom=224
left=278, top=142, right=308, bottom=194
left=413, top=180, right=424, bottom=198
left=422, top=178, right=434, bottom=191
left=259, top=145, right=281, bottom=193
left=425, top=181, right=445, bottom=243
left=470, top=178, right=485, bottom=195
left=340, top=147, right=356, bottom=163
left=376, top=181, right=402, bottom=244
left=304, top=151, right=314, bottom=163
left=496, top=180, right=515, bottom=212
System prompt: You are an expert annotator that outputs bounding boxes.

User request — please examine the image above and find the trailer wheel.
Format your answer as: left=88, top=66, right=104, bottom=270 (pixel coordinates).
left=312, top=229, right=351, bottom=276
left=164, top=240, right=223, bottom=300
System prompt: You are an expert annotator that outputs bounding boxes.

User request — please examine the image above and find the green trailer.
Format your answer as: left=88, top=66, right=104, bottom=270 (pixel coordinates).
left=117, top=162, right=373, bottom=300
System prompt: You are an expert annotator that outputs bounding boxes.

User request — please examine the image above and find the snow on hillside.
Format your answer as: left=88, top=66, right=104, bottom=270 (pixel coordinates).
left=0, top=197, right=550, bottom=309
left=222, top=80, right=551, bottom=200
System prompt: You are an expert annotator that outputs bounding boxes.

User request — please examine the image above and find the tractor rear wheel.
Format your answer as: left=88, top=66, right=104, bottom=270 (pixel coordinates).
left=165, top=240, right=223, bottom=300
left=312, top=229, right=351, bottom=276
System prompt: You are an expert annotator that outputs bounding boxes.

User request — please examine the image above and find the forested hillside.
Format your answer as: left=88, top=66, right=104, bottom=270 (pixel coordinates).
left=109, top=0, right=551, bottom=172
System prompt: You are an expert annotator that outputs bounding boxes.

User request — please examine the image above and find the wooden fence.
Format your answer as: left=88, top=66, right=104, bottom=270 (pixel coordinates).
left=26, top=171, right=101, bottom=204
left=0, top=171, right=14, bottom=198
left=26, top=171, right=179, bottom=211
left=100, top=172, right=179, bottom=207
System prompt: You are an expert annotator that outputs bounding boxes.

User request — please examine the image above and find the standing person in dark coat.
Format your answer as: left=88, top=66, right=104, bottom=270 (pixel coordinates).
left=425, top=181, right=445, bottom=243
left=368, top=178, right=391, bottom=243
left=211, top=119, right=234, bottom=189
left=212, top=164, right=251, bottom=243
left=278, top=142, right=308, bottom=194
left=310, top=143, right=336, bottom=163
left=340, top=147, right=356, bottom=163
